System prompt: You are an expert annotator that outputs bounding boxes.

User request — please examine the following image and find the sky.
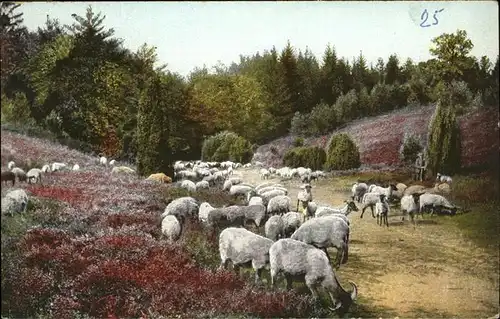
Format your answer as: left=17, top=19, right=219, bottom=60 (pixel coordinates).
left=20, top=1, right=499, bottom=78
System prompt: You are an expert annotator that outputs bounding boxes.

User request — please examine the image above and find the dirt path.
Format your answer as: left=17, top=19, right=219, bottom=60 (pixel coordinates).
left=234, top=168, right=499, bottom=318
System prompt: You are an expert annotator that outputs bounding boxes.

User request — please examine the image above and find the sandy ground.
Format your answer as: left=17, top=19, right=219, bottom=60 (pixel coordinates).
left=234, top=168, right=499, bottom=318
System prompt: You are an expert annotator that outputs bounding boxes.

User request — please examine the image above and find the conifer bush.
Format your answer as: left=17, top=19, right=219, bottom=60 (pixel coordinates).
left=325, top=133, right=360, bottom=170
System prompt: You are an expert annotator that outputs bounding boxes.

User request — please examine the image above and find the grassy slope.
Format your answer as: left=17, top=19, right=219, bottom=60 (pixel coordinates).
left=253, top=104, right=499, bottom=170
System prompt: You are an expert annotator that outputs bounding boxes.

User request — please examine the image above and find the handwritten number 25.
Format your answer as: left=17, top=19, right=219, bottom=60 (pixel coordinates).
left=420, top=8, right=444, bottom=28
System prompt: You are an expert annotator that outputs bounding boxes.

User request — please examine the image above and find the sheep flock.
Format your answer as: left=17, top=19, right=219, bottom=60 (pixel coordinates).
left=2, top=154, right=469, bottom=316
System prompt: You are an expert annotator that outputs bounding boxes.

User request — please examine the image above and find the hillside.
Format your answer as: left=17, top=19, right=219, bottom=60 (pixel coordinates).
left=252, top=104, right=499, bottom=170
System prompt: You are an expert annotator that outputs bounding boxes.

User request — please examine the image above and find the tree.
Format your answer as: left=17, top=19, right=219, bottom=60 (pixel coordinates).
left=296, top=47, right=320, bottom=113
left=318, top=44, right=339, bottom=105
left=325, top=133, right=360, bottom=170
left=427, top=84, right=461, bottom=176
left=351, top=51, right=370, bottom=92
left=375, top=58, right=385, bottom=84
left=385, top=54, right=402, bottom=85
left=429, top=29, right=474, bottom=83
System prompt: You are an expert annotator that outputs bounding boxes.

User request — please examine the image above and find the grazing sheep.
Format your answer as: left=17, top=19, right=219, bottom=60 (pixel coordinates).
left=223, top=178, right=241, bottom=191
left=300, top=174, right=312, bottom=184
left=375, top=194, right=390, bottom=227
left=195, top=180, right=210, bottom=191
left=51, top=162, right=67, bottom=172
left=260, top=189, right=287, bottom=206
left=229, top=185, right=255, bottom=198
left=260, top=168, right=270, bottom=180
left=248, top=196, right=264, bottom=207
left=281, top=212, right=303, bottom=237
left=161, top=215, right=184, bottom=242
left=99, top=156, right=107, bottom=165
left=26, top=168, right=43, bottom=184
left=400, top=192, right=425, bottom=225
left=2, top=189, right=29, bottom=215
left=256, top=186, right=287, bottom=196
left=359, top=192, right=383, bottom=218
left=269, top=238, right=358, bottom=314
left=419, top=193, right=458, bottom=216
left=147, top=173, right=172, bottom=184
left=436, top=173, right=452, bottom=185
left=11, top=167, right=27, bottom=183
left=267, top=195, right=292, bottom=216
left=206, top=206, right=243, bottom=229
left=291, top=215, right=350, bottom=268
left=255, top=182, right=283, bottom=191
left=219, top=227, right=274, bottom=284
left=41, top=164, right=51, bottom=173
left=403, top=184, right=427, bottom=196
left=111, top=166, right=135, bottom=174
left=1, top=171, right=16, bottom=186
left=161, top=197, right=199, bottom=219
left=72, top=164, right=80, bottom=171
left=370, top=184, right=397, bottom=199
left=109, top=159, right=116, bottom=166
left=241, top=204, right=267, bottom=227
left=315, top=200, right=359, bottom=218
left=180, top=180, right=196, bottom=192
left=7, top=161, right=16, bottom=170
left=351, top=182, right=368, bottom=203
left=198, top=202, right=215, bottom=223
left=296, top=184, right=313, bottom=218
left=265, top=215, right=285, bottom=241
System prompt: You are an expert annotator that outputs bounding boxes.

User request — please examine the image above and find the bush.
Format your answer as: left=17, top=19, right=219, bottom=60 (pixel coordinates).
left=334, top=90, right=358, bottom=122
left=1, top=92, right=35, bottom=126
left=202, top=131, right=253, bottom=163
left=325, top=133, right=361, bottom=171
left=290, top=111, right=312, bottom=137
left=293, top=137, right=304, bottom=147
left=309, top=102, right=338, bottom=135
left=399, top=133, right=423, bottom=165
left=283, top=146, right=327, bottom=171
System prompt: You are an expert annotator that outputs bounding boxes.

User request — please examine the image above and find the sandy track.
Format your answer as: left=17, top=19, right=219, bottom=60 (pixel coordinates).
left=234, top=168, right=499, bottom=318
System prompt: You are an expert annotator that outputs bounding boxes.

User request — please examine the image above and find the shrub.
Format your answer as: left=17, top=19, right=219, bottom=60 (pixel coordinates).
left=1, top=92, right=35, bottom=126
left=334, top=90, right=358, bottom=122
left=427, top=86, right=462, bottom=176
left=399, top=133, right=423, bottom=165
left=293, top=137, right=304, bottom=147
left=309, top=102, right=338, bottom=135
left=325, top=133, right=361, bottom=171
left=202, top=131, right=253, bottom=163
left=283, top=146, right=327, bottom=171
left=290, top=111, right=312, bottom=137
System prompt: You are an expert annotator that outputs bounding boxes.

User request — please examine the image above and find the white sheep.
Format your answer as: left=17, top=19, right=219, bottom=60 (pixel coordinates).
left=41, top=164, right=51, bottom=173
left=2, top=189, right=29, bottom=215
left=374, top=194, right=390, bottom=227
left=351, top=182, right=368, bottom=203
left=7, top=161, right=16, bottom=170
left=161, top=197, right=199, bottom=219
left=400, top=192, right=425, bottom=225
left=72, top=164, right=80, bottom=171
left=370, top=184, right=397, bottom=201
left=359, top=192, right=384, bottom=218
left=219, top=227, right=274, bottom=284
left=229, top=185, right=255, bottom=198
left=195, top=180, right=210, bottom=191
left=419, top=193, right=458, bottom=216
left=248, top=196, right=264, bottom=206
left=26, top=168, right=43, bottom=184
left=198, top=202, right=215, bottom=223
left=436, top=173, right=452, bottom=185
left=255, top=182, right=283, bottom=191
left=256, top=186, right=287, bottom=196
left=11, top=167, right=27, bottom=183
left=281, top=212, right=303, bottom=237
left=109, top=159, right=116, bottom=166
left=161, top=215, right=184, bottom=242
left=260, top=168, right=270, bottom=180
left=223, top=177, right=243, bottom=191
left=265, top=215, right=285, bottom=241
left=180, top=180, right=196, bottom=192
left=314, top=200, right=359, bottom=218
left=260, top=189, right=287, bottom=206
left=267, top=195, right=292, bottom=216
left=111, top=166, right=135, bottom=174
left=99, top=156, right=107, bottom=165
left=269, top=238, right=358, bottom=314
left=51, top=162, right=67, bottom=172
left=291, top=215, right=350, bottom=269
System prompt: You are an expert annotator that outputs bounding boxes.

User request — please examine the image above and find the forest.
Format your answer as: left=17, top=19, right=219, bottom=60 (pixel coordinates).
left=2, top=3, right=498, bottom=176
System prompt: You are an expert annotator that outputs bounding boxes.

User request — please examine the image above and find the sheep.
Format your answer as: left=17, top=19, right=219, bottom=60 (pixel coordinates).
left=1, top=171, right=16, bottom=186
left=229, top=185, right=255, bottom=198
left=260, top=189, right=287, bottom=206
left=359, top=192, right=383, bottom=218
left=315, top=200, right=359, bottom=218
left=180, top=180, right=196, bottom=192
left=419, top=193, right=458, bottom=216
left=198, top=202, right=215, bottom=223
left=268, top=167, right=276, bottom=174
left=195, top=180, right=210, bottom=191
left=26, top=168, right=43, bottom=184
left=99, top=156, right=107, bottom=165
left=256, top=186, right=287, bottom=196
left=404, top=184, right=427, bottom=196
left=281, top=212, right=303, bottom=237
left=375, top=194, right=390, bottom=227
left=267, top=195, right=292, bottom=216
left=206, top=206, right=245, bottom=229
left=296, top=184, right=313, bottom=217
left=2, top=189, right=29, bottom=215
left=313, top=170, right=326, bottom=179
left=436, top=173, right=452, bottom=185
left=370, top=184, right=397, bottom=200
left=223, top=177, right=243, bottom=191
left=269, top=238, right=358, bottom=315
left=11, top=167, right=27, bottom=183
left=400, top=192, right=425, bottom=225
left=300, top=174, right=312, bottom=183
left=248, top=196, right=264, bottom=207
left=161, top=215, right=184, bottom=242
left=147, top=173, right=172, bottom=184
left=41, top=164, right=51, bottom=173
left=260, top=168, right=270, bottom=180
left=291, top=215, right=350, bottom=269
left=351, top=182, right=368, bottom=203
left=241, top=204, right=267, bottom=228
left=51, top=162, right=67, bottom=172
left=219, top=227, right=274, bottom=284
left=161, top=197, right=199, bottom=219
left=72, top=164, right=80, bottom=171
left=109, top=159, right=116, bottom=166
left=7, top=161, right=16, bottom=170
left=111, top=166, right=135, bottom=174
left=265, top=215, right=285, bottom=241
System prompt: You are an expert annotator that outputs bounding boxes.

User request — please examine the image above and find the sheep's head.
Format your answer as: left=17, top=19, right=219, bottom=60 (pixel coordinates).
left=389, top=184, right=397, bottom=191
left=379, top=194, right=387, bottom=201
left=411, top=192, right=425, bottom=204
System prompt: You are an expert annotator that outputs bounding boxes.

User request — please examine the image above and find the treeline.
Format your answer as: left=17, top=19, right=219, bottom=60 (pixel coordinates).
left=1, top=3, right=498, bottom=175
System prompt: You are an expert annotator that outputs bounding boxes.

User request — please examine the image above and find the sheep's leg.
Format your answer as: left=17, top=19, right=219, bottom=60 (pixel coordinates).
left=305, top=276, right=320, bottom=300
left=254, top=268, right=263, bottom=285
left=285, top=274, right=293, bottom=290
left=295, top=200, right=299, bottom=212
left=360, top=206, right=366, bottom=218
left=371, top=205, right=376, bottom=218
left=321, top=247, right=332, bottom=264
left=384, top=214, right=389, bottom=227
left=233, top=264, right=240, bottom=276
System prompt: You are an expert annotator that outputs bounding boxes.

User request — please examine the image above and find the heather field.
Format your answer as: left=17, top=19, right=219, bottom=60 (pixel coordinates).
left=253, top=104, right=499, bottom=170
